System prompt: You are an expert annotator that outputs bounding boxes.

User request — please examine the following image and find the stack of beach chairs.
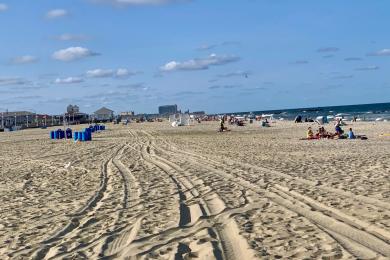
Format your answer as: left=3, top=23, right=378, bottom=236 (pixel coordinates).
left=50, top=128, right=72, bottom=140
left=50, top=125, right=106, bottom=142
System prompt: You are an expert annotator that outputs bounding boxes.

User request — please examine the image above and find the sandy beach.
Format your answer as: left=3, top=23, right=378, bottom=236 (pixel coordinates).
left=1, top=121, right=390, bottom=259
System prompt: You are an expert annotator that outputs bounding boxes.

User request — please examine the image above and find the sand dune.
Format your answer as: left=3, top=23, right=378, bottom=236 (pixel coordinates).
left=0, top=121, right=389, bottom=259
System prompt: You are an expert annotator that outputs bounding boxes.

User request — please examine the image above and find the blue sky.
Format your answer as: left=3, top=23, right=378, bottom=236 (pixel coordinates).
left=0, top=0, right=389, bottom=114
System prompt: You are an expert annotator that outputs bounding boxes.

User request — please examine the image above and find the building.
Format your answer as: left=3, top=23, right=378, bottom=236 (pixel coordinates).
left=120, top=111, right=135, bottom=121
left=65, top=105, right=89, bottom=124
left=191, top=111, right=206, bottom=117
left=67, top=104, right=80, bottom=114
left=159, top=104, right=178, bottom=115
left=93, top=107, right=114, bottom=122
left=0, top=111, right=55, bottom=129
left=120, top=111, right=135, bottom=116
left=1, top=111, right=35, bottom=129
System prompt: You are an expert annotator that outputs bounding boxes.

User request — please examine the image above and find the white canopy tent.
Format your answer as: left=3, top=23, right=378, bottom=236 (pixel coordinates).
left=169, top=114, right=194, bottom=127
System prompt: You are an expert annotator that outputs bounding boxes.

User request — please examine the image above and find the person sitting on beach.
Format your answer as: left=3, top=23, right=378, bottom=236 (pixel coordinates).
left=348, top=128, right=356, bottom=139
left=335, top=124, right=344, bottom=136
left=307, top=127, right=314, bottom=139
left=321, top=126, right=333, bottom=138
left=316, top=127, right=324, bottom=138
left=295, top=115, right=302, bottom=123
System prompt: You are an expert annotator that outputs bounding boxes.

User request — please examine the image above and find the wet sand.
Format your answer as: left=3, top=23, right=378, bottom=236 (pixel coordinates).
left=0, top=121, right=389, bottom=259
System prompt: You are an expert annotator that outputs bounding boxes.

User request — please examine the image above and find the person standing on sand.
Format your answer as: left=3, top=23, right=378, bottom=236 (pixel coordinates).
left=220, top=118, right=225, bottom=132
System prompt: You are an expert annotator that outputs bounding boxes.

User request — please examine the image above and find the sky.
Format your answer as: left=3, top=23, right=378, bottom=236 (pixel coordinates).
left=0, top=0, right=389, bottom=114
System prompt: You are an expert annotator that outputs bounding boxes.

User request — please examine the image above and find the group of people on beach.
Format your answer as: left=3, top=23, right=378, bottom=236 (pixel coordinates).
left=306, top=122, right=366, bottom=140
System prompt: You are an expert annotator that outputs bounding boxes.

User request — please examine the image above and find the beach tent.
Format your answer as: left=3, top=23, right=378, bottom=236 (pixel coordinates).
left=179, top=114, right=193, bottom=126
left=261, top=114, right=274, bottom=121
left=169, top=114, right=177, bottom=123
left=169, top=114, right=194, bottom=126
left=316, top=116, right=328, bottom=124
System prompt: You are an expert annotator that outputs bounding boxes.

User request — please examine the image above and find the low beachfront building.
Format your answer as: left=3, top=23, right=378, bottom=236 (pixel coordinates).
left=1, top=111, right=36, bottom=129
left=120, top=111, right=135, bottom=121
left=93, top=107, right=114, bottom=122
left=191, top=111, right=206, bottom=117
left=0, top=111, right=57, bottom=130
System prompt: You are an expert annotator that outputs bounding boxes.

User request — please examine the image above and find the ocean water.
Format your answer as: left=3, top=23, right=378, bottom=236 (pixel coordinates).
left=236, top=102, right=390, bottom=121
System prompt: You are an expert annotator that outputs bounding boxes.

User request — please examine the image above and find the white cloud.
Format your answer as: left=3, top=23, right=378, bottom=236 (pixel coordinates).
left=117, top=83, right=148, bottom=90
left=46, top=9, right=68, bottom=19
left=55, top=33, right=89, bottom=41
left=197, top=41, right=240, bottom=51
left=54, top=77, right=84, bottom=84
left=115, top=68, right=141, bottom=78
left=52, top=47, right=99, bottom=62
left=355, top=66, right=379, bottom=71
left=197, top=44, right=218, bottom=51
left=290, top=60, right=309, bottom=65
left=116, top=68, right=129, bottom=77
left=344, top=57, right=362, bottom=61
left=86, top=69, right=114, bottom=78
left=317, top=47, right=339, bottom=53
left=9, top=55, right=38, bottom=65
left=86, top=68, right=141, bottom=78
left=330, top=74, right=354, bottom=80
left=368, top=49, right=390, bottom=56
left=0, top=3, right=8, bottom=11
left=0, top=77, right=30, bottom=86
left=217, top=71, right=250, bottom=78
left=93, top=0, right=183, bottom=6
left=160, top=54, right=240, bottom=72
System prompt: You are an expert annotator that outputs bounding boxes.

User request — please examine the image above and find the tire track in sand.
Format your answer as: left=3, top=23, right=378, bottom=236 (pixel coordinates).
left=28, top=145, right=124, bottom=259
left=43, top=143, right=145, bottom=259
left=129, top=130, right=256, bottom=260
left=152, top=130, right=390, bottom=212
left=146, top=131, right=390, bottom=258
left=98, top=144, right=144, bottom=258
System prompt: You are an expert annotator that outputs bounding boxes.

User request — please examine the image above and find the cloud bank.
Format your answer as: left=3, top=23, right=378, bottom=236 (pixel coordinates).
left=54, top=77, right=84, bottom=84
left=0, top=3, right=8, bottom=11
left=197, top=41, right=240, bottom=51
left=86, top=68, right=141, bottom=78
left=160, top=54, right=240, bottom=72
left=0, top=77, right=31, bottom=86
left=217, top=71, right=250, bottom=78
left=9, top=55, right=39, bottom=65
left=355, top=66, right=379, bottom=71
left=367, top=49, right=390, bottom=56
left=46, top=9, right=68, bottom=19
left=52, top=47, right=99, bottom=61
left=344, top=57, right=362, bottom=61
left=290, top=60, right=309, bottom=65
left=317, top=47, right=339, bottom=53
left=55, top=34, right=89, bottom=41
